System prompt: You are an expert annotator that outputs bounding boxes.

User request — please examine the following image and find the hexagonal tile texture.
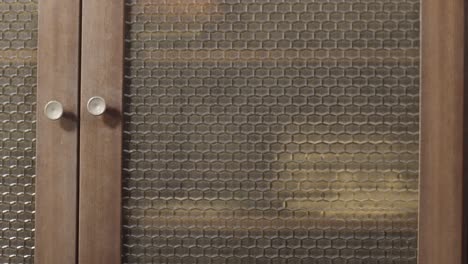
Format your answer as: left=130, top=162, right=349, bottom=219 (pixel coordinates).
left=123, top=0, right=419, bottom=263
left=0, top=0, right=37, bottom=263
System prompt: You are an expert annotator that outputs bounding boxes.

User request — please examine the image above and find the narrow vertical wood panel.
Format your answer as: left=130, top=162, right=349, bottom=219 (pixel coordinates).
left=79, top=0, right=124, bottom=263
left=419, top=0, right=464, bottom=263
left=35, top=0, right=80, bottom=263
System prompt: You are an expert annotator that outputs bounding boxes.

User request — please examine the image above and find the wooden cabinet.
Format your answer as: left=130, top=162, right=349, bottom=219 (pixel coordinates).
left=29, top=0, right=466, bottom=263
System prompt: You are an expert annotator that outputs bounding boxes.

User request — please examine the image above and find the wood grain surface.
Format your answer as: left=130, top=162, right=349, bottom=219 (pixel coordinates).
left=419, top=0, right=465, bottom=263
left=35, top=0, right=81, bottom=263
left=78, top=0, right=124, bottom=263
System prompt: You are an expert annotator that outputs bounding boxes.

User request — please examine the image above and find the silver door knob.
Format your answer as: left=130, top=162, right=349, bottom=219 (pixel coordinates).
left=87, top=96, right=106, bottom=116
left=44, top=100, right=63, bottom=120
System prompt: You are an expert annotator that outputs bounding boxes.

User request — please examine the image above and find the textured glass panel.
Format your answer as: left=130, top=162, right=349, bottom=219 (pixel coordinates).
left=0, top=0, right=37, bottom=263
left=123, top=0, right=419, bottom=263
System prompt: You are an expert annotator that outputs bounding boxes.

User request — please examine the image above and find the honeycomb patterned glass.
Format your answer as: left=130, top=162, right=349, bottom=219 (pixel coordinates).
left=0, top=0, right=37, bottom=263
left=124, top=0, right=419, bottom=263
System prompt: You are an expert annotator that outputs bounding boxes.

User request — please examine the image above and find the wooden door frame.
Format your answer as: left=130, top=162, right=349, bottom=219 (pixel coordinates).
left=78, top=0, right=124, bottom=263
left=77, top=0, right=466, bottom=263
left=35, top=0, right=81, bottom=263
left=418, top=0, right=465, bottom=263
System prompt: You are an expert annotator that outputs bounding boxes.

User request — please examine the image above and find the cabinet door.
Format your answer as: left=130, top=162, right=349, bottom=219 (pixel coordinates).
left=0, top=0, right=80, bottom=263
left=79, top=0, right=464, bottom=264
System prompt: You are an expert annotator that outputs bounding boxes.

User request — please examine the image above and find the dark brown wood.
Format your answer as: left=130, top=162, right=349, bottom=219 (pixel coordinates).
left=464, top=3, right=468, bottom=261
left=78, top=0, right=124, bottom=263
left=35, top=0, right=80, bottom=263
left=419, top=0, right=465, bottom=263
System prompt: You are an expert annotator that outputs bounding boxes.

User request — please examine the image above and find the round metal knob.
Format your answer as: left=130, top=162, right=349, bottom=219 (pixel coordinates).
left=44, top=100, right=63, bottom=120
left=87, top=96, right=106, bottom=116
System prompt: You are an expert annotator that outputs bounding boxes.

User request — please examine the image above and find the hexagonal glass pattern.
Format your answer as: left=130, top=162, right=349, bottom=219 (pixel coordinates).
left=123, top=0, right=419, bottom=263
left=0, top=0, right=37, bottom=263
